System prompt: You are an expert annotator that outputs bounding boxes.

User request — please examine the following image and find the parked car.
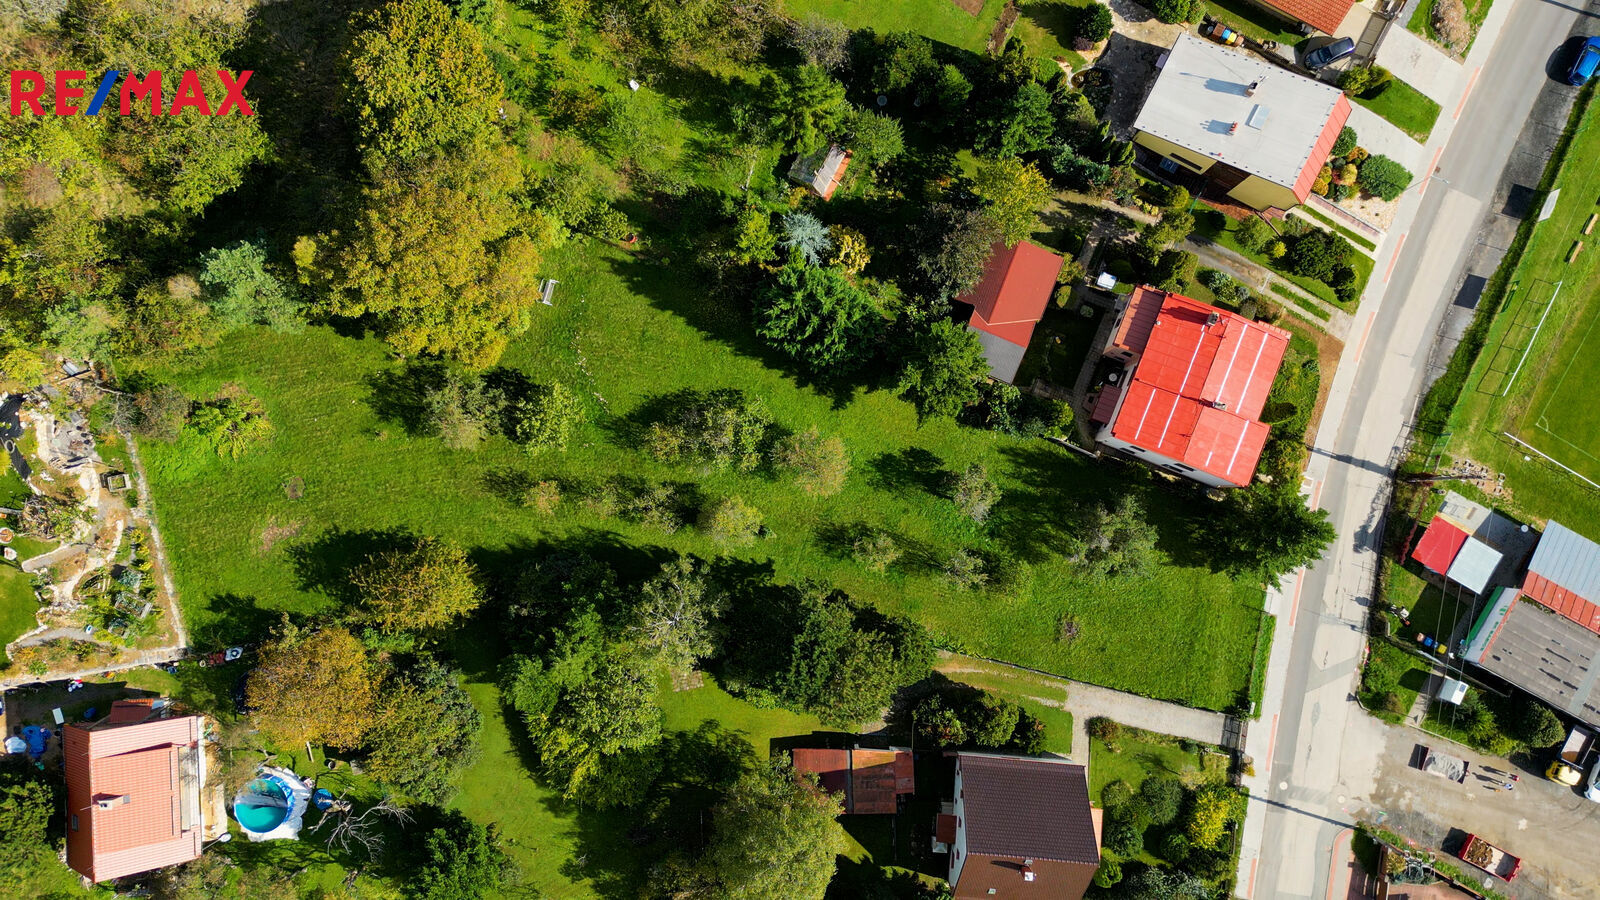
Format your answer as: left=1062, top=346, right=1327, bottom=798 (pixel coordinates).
left=1568, top=36, right=1600, bottom=86
left=1586, top=757, right=1600, bottom=802
left=1304, top=37, right=1356, bottom=70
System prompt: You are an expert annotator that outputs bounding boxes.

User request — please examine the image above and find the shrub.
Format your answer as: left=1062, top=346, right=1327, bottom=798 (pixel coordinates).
left=1155, top=249, right=1198, bottom=291
left=1104, top=816, right=1144, bottom=856
left=1235, top=216, right=1273, bottom=253
left=1358, top=154, right=1412, bottom=201
left=646, top=389, right=772, bottom=471
left=1432, top=0, right=1470, bottom=49
left=1185, top=785, right=1235, bottom=850
left=1513, top=702, right=1565, bottom=748
left=852, top=529, right=901, bottom=572
left=1149, top=0, right=1191, bottom=25
left=1328, top=182, right=1352, bottom=203
left=772, top=427, right=850, bottom=496
left=1330, top=265, right=1360, bottom=303
left=952, top=462, right=1001, bottom=522
left=1267, top=239, right=1287, bottom=259
left=700, top=495, right=763, bottom=546
left=521, top=480, right=561, bottom=515
left=1077, top=3, right=1113, bottom=42
left=1101, top=779, right=1135, bottom=810
left=1337, top=164, right=1359, bottom=185
left=128, top=383, right=191, bottom=441
left=1331, top=126, right=1358, bottom=157
left=505, top=382, right=584, bottom=453
left=1140, top=776, right=1186, bottom=826
left=1339, top=66, right=1374, bottom=96
left=1364, top=65, right=1394, bottom=97
left=1160, top=830, right=1192, bottom=863
left=1087, top=716, right=1122, bottom=745
left=1311, top=165, right=1332, bottom=196
left=944, top=549, right=988, bottom=589
left=1093, top=857, right=1123, bottom=888
left=1348, top=146, right=1370, bottom=165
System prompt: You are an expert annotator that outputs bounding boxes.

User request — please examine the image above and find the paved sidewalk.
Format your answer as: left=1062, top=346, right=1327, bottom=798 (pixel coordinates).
left=1375, top=24, right=1464, bottom=104
left=934, top=652, right=1231, bottom=764
left=1347, top=105, right=1427, bottom=173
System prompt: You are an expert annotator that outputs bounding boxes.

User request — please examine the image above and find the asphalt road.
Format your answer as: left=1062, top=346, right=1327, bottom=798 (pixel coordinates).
left=1241, top=0, right=1600, bottom=895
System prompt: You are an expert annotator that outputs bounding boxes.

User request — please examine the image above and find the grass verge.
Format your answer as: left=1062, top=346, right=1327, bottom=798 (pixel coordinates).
left=1353, top=78, right=1442, bottom=143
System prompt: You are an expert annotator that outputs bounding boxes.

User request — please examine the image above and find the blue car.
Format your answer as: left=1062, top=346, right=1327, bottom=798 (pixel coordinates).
left=1570, top=36, right=1600, bottom=86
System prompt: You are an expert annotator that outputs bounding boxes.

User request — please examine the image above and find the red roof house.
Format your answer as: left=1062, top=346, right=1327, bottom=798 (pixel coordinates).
left=1412, top=516, right=1471, bottom=575
left=957, top=241, right=1066, bottom=384
left=64, top=700, right=209, bottom=883
left=1095, top=286, right=1289, bottom=488
left=1252, top=0, right=1355, bottom=36
left=792, top=746, right=914, bottom=815
left=947, top=753, right=1100, bottom=900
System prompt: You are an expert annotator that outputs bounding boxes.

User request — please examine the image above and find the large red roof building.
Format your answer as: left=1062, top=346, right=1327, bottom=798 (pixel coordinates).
left=957, top=241, right=1066, bottom=384
left=1091, top=286, right=1289, bottom=488
left=64, top=700, right=211, bottom=883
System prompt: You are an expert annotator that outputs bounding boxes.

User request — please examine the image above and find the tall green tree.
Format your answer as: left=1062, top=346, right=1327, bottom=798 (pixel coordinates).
left=764, top=66, right=849, bottom=154
left=631, top=555, right=726, bottom=671
left=414, top=810, right=514, bottom=900
left=348, top=0, right=501, bottom=162
left=1212, top=483, right=1336, bottom=585
left=1078, top=495, right=1159, bottom=580
left=900, top=320, right=990, bottom=420
left=246, top=625, right=380, bottom=749
left=972, top=157, right=1052, bottom=246
left=364, top=659, right=482, bottom=803
left=700, top=760, right=844, bottom=900
left=913, top=202, right=1004, bottom=300
left=198, top=241, right=303, bottom=332
left=351, top=536, right=484, bottom=636
left=311, top=141, right=559, bottom=367
left=755, top=263, right=882, bottom=375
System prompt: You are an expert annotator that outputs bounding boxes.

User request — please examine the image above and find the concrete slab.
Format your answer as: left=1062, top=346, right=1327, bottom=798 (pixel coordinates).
left=1346, top=103, right=1426, bottom=171
left=1375, top=24, right=1464, bottom=104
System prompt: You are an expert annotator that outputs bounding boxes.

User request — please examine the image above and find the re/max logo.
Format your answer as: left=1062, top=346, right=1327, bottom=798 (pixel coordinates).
left=7, top=70, right=255, bottom=116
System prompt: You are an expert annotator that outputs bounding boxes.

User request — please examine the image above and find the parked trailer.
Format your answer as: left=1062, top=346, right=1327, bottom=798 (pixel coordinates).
left=1459, top=833, right=1521, bottom=881
left=1418, top=746, right=1469, bottom=783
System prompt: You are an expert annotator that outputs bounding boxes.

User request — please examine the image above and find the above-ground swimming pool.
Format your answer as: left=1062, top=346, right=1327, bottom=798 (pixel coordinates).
left=234, top=776, right=293, bottom=834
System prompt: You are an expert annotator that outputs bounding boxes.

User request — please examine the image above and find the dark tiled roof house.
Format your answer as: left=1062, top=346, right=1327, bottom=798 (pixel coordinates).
left=947, top=753, right=1100, bottom=899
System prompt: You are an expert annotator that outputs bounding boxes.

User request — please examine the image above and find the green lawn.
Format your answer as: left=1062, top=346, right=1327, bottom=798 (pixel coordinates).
left=1445, top=94, right=1600, bottom=532
left=1407, top=0, right=1496, bottom=57
left=1015, top=0, right=1095, bottom=70
left=786, top=0, right=1007, bottom=53
left=1353, top=78, right=1441, bottom=143
left=659, top=672, right=830, bottom=752
left=138, top=239, right=1267, bottom=711
left=1358, top=640, right=1430, bottom=723
left=0, top=565, right=39, bottom=654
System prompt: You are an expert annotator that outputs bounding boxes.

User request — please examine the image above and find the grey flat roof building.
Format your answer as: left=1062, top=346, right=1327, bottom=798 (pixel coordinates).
left=1468, top=588, right=1600, bottom=728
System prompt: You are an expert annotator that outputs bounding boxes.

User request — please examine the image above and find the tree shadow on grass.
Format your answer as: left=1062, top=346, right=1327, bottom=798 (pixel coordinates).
left=191, top=592, right=282, bottom=649
left=812, top=521, right=945, bottom=575
left=866, top=447, right=952, bottom=498
left=286, top=526, right=418, bottom=607
left=364, top=361, right=448, bottom=437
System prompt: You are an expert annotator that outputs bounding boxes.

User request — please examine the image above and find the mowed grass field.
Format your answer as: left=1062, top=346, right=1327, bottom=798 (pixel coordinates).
left=140, top=240, right=1266, bottom=711
left=1448, top=98, right=1600, bottom=530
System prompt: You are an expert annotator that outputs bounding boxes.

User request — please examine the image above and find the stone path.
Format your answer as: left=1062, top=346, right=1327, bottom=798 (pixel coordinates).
left=1374, top=14, right=1465, bottom=104
left=934, top=652, right=1233, bottom=763
left=1347, top=104, right=1427, bottom=173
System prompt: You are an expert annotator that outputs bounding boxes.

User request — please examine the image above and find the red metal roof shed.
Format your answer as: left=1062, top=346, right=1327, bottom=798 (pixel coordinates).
left=959, top=241, right=1066, bottom=347
left=1411, top=516, right=1470, bottom=576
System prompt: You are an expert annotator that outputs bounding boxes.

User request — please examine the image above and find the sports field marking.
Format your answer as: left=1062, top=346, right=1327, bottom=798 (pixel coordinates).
left=1505, top=431, right=1600, bottom=493
left=1502, top=279, right=1561, bottom=396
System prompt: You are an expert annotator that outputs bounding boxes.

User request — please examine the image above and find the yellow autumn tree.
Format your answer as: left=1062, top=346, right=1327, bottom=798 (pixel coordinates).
left=246, top=625, right=379, bottom=749
left=351, top=536, right=483, bottom=635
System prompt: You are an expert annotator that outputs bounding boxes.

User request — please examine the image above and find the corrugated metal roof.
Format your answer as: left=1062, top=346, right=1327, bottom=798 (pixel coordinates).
left=1105, top=289, right=1288, bottom=486
left=959, top=241, right=1065, bottom=329
left=970, top=326, right=1031, bottom=385
left=1446, top=538, right=1502, bottom=595
left=1132, top=35, right=1347, bottom=190
left=1110, top=285, right=1165, bottom=356
left=1411, top=516, right=1469, bottom=575
left=1526, top=520, right=1600, bottom=609
left=956, top=753, right=1098, bottom=863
